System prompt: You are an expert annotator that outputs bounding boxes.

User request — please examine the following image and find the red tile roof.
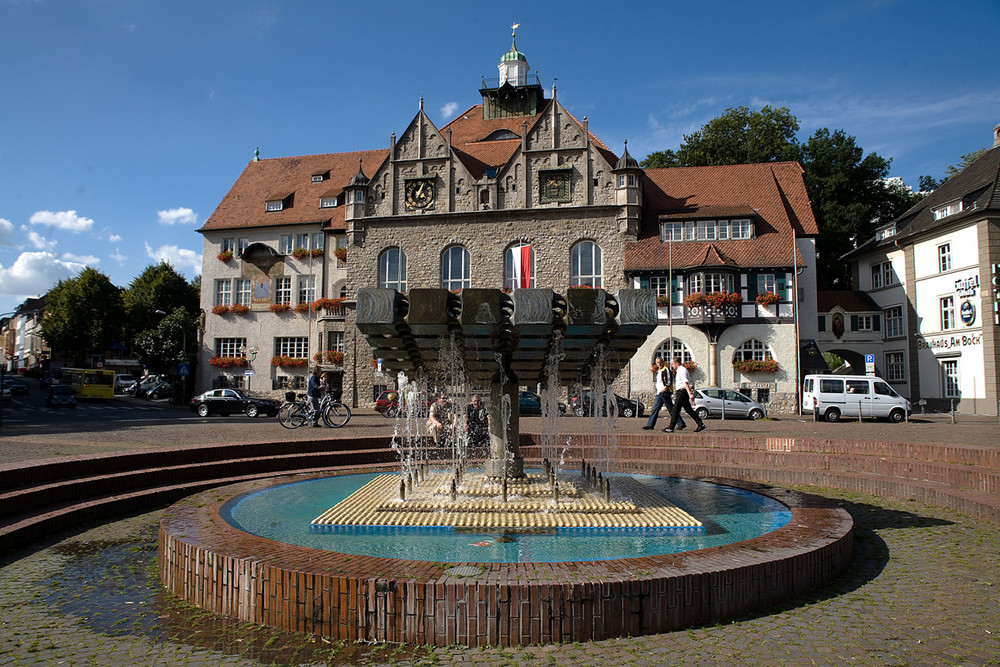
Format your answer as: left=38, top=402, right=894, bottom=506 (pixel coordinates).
left=625, top=162, right=818, bottom=272
left=199, top=149, right=390, bottom=233
left=816, top=290, right=880, bottom=313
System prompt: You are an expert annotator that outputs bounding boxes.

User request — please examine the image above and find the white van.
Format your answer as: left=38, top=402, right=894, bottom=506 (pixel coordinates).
left=802, top=374, right=911, bottom=423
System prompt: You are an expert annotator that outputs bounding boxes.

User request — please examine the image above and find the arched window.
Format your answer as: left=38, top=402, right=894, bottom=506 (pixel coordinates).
left=654, top=338, right=694, bottom=366
left=504, top=242, right=535, bottom=290
left=441, top=245, right=471, bottom=291
left=734, top=339, right=774, bottom=362
left=570, top=241, right=602, bottom=288
left=378, top=247, right=407, bottom=292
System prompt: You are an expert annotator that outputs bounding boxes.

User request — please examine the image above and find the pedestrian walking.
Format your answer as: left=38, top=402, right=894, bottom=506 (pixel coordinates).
left=662, top=357, right=705, bottom=433
left=642, top=357, right=686, bottom=430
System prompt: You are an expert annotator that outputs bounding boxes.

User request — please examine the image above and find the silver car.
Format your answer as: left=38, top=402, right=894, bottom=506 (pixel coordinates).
left=693, top=388, right=766, bottom=420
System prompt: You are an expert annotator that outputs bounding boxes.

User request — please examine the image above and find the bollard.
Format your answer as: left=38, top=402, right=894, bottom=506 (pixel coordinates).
left=951, top=400, right=956, bottom=424
left=858, top=400, right=863, bottom=423
left=604, top=478, right=611, bottom=503
left=399, top=478, right=406, bottom=501
left=553, top=482, right=560, bottom=505
left=501, top=476, right=508, bottom=503
left=450, top=479, right=457, bottom=502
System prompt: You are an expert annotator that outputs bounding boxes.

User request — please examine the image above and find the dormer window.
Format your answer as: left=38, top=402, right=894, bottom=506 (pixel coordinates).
left=483, top=129, right=519, bottom=141
left=311, top=172, right=329, bottom=183
left=320, top=196, right=338, bottom=208
left=933, top=200, right=963, bottom=220
left=266, top=200, right=284, bottom=212
left=659, top=218, right=753, bottom=242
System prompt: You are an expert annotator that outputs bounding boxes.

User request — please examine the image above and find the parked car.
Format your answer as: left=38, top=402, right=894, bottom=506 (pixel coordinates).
left=802, top=374, right=910, bottom=423
left=46, top=383, right=77, bottom=409
left=146, top=381, right=173, bottom=401
left=39, top=372, right=53, bottom=390
left=189, top=388, right=280, bottom=417
left=518, top=391, right=566, bottom=417
left=569, top=390, right=645, bottom=418
left=10, top=378, right=29, bottom=395
left=693, top=388, right=766, bottom=420
left=133, top=375, right=163, bottom=398
left=114, top=373, right=137, bottom=393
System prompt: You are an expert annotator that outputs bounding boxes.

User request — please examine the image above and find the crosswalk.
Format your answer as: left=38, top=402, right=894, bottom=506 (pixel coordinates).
left=2, top=399, right=184, bottom=422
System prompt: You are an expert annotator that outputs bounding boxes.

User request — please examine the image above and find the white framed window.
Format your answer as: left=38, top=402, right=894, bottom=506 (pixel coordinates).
left=378, top=247, right=407, bottom=292
left=661, top=221, right=683, bottom=242
left=441, top=245, right=471, bottom=291
left=570, top=241, right=603, bottom=288
left=295, top=234, right=309, bottom=250
left=940, top=295, right=956, bottom=330
left=856, top=315, right=874, bottom=331
left=734, top=338, right=774, bottom=362
left=695, top=220, right=717, bottom=241
left=214, top=279, right=232, bottom=306
left=274, top=337, right=308, bottom=358
left=237, top=238, right=249, bottom=256
left=312, top=233, right=324, bottom=251
left=885, top=351, right=905, bottom=382
left=327, top=331, right=344, bottom=354
left=933, top=200, right=963, bottom=220
left=617, top=174, right=626, bottom=187
left=938, top=243, right=952, bottom=272
left=221, top=238, right=235, bottom=253
left=280, top=235, right=293, bottom=254
left=234, top=279, right=252, bottom=307
left=274, top=276, right=292, bottom=305
left=311, top=173, right=325, bottom=183
left=683, top=221, right=696, bottom=241
left=320, top=196, right=338, bottom=208
left=504, top=242, right=536, bottom=290
left=266, top=200, right=284, bottom=212
left=884, top=306, right=904, bottom=338
left=215, top=338, right=246, bottom=358
left=650, top=276, right=674, bottom=299
left=298, top=275, right=315, bottom=304
left=704, top=273, right=733, bottom=293
left=688, top=273, right=702, bottom=294
left=942, top=359, right=960, bottom=398
left=717, top=219, right=730, bottom=240
left=730, top=219, right=752, bottom=239
left=757, top=273, right=776, bottom=295
left=654, top=338, right=693, bottom=366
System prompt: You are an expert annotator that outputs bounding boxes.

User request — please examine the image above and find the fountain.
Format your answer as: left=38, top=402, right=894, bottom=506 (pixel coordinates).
left=158, top=286, right=854, bottom=647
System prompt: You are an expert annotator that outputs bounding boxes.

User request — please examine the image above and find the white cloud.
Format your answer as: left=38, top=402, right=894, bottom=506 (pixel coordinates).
left=29, top=210, right=95, bottom=232
left=108, top=233, right=122, bottom=242
left=0, top=251, right=86, bottom=298
left=440, top=102, right=459, bottom=119
left=61, top=253, right=100, bottom=264
left=0, top=218, right=14, bottom=246
left=110, top=249, right=127, bottom=264
left=156, top=207, right=198, bottom=226
left=145, top=243, right=202, bottom=274
left=27, top=231, right=56, bottom=251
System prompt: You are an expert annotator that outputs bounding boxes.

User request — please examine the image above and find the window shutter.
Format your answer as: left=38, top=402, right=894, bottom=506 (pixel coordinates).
left=850, top=315, right=859, bottom=331
left=818, top=316, right=826, bottom=332
left=873, top=315, right=881, bottom=331
left=639, top=276, right=650, bottom=289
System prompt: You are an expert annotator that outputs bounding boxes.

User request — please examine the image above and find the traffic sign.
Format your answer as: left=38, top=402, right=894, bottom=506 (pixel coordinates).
left=864, top=354, right=875, bottom=376
left=244, top=369, right=254, bottom=376
left=178, top=362, right=190, bottom=376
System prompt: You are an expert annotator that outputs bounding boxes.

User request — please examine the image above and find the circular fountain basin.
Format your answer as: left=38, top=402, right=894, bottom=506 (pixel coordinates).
left=159, top=469, right=853, bottom=647
left=220, top=472, right=791, bottom=563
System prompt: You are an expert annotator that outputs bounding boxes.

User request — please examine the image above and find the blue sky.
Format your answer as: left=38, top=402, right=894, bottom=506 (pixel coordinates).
left=2, top=0, right=999, bottom=317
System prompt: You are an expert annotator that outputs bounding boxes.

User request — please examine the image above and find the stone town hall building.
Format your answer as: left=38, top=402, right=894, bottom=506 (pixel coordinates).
left=197, top=36, right=820, bottom=411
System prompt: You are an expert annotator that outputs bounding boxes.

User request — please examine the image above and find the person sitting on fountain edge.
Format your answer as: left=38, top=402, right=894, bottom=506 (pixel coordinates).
left=466, top=394, right=489, bottom=449
left=427, top=393, right=456, bottom=444
left=642, top=357, right=686, bottom=431
left=662, top=357, right=706, bottom=433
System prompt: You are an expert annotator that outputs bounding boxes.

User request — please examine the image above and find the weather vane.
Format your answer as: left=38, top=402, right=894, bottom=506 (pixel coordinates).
left=511, top=22, right=519, bottom=38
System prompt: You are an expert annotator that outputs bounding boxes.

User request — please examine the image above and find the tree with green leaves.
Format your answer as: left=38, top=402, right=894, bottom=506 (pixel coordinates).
left=40, top=267, right=125, bottom=365
left=122, top=262, right=199, bottom=341
left=132, top=306, right=198, bottom=375
left=918, top=147, right=990, bottom=192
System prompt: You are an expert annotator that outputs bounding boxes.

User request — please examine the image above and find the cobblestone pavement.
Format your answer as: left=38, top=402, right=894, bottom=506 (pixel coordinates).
left=2, top=411, right=1000, bottom=665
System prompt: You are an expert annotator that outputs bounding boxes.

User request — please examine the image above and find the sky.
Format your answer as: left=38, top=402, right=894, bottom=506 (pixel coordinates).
left=2, top=0, right=999, bottom=317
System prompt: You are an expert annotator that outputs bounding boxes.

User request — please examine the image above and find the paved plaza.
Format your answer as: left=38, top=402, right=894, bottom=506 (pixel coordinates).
left=2, top=409, right=999, bottom=665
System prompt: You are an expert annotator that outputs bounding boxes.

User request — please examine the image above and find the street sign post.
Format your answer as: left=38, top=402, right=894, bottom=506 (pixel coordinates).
left=865, top=353, right=875, bottom=376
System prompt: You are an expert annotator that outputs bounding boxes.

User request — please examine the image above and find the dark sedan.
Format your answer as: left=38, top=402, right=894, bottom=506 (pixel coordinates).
left=569, top=390, right=645, bottom=418
left=189, top=388, right=280, bottom=418
left=518, top=391, right=566, bottom=417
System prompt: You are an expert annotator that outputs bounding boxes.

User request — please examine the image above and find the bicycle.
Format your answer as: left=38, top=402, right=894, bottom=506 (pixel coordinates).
left=277, top=392, right=351, bottom=429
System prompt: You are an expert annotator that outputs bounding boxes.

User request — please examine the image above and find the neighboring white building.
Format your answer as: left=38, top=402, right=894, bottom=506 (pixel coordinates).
left=839, top=124, right=1000, bottom=414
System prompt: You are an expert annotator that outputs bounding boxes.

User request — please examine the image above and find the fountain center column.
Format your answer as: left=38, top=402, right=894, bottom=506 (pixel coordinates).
left=486, top=380, right=523, bottom=478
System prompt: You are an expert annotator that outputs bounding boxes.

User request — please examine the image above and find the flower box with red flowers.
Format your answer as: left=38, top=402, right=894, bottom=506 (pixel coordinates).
left=311, top=248, right=325, bottom=258
left=211, top=304, right=230, bottom=315
left=209, top=356, right=248, bottom=369
left=755, top=291, right=781, bottom=306
left=229, top=304, right=250, bottom=315
left=271, top=355, right=308, bottom=368
left=311, top=297, right=346, bottom=312
left=732, top=358, right=779, bottom=374
left=333, top=247, right=347, bottom=261
left=312, top=350, right=344, bottom=364
left=294, top=302, right=310, bottom=314
left=269, top=303, right=290, bottom=313
left=216, top=250, right=234, bottom=263
left=290, top=248, right=310, bottom=260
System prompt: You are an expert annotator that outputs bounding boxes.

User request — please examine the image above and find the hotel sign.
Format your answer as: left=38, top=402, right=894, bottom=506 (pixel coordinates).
left=955, top=275, right=979, bottom=298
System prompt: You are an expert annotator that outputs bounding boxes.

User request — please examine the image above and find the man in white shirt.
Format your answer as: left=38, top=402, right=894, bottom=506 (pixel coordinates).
left=663, top=357, right=706, bottom=433
left=642, top=357, right=686, bottom=430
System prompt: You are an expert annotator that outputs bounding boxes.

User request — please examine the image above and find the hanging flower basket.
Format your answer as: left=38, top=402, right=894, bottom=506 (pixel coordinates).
left=756, top=291, right=780, bottom=306
left=311, top=297, right=346, bottom=312
left=271, top=355, right=308, bottom=368
left=294, top=302, right=310, bottom=314
left=229, top=303, right=250, bottom=315
left=290, top=248, right=310, bottom=260
left=211, top=304, right=230, bottom=315
left=313, top=350, right=344, bottom=364
left=209, top=356, right=248, bottom=368
left=269, top=303, right=290, bottom=313
left=333, top=247, right=347, bottom=261
left=216, top=250, right=233, bottom=263
left=311, top=248, right=325, bottom=258
left=733, top=358, right=779, bottom=374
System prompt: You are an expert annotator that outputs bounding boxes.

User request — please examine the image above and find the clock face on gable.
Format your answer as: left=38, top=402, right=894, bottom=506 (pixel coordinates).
left=405, top=178, right=436, bottom=210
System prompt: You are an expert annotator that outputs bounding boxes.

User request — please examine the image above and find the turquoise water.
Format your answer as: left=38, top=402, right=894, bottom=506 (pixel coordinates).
left=221, top=472, right=791, bottom=563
